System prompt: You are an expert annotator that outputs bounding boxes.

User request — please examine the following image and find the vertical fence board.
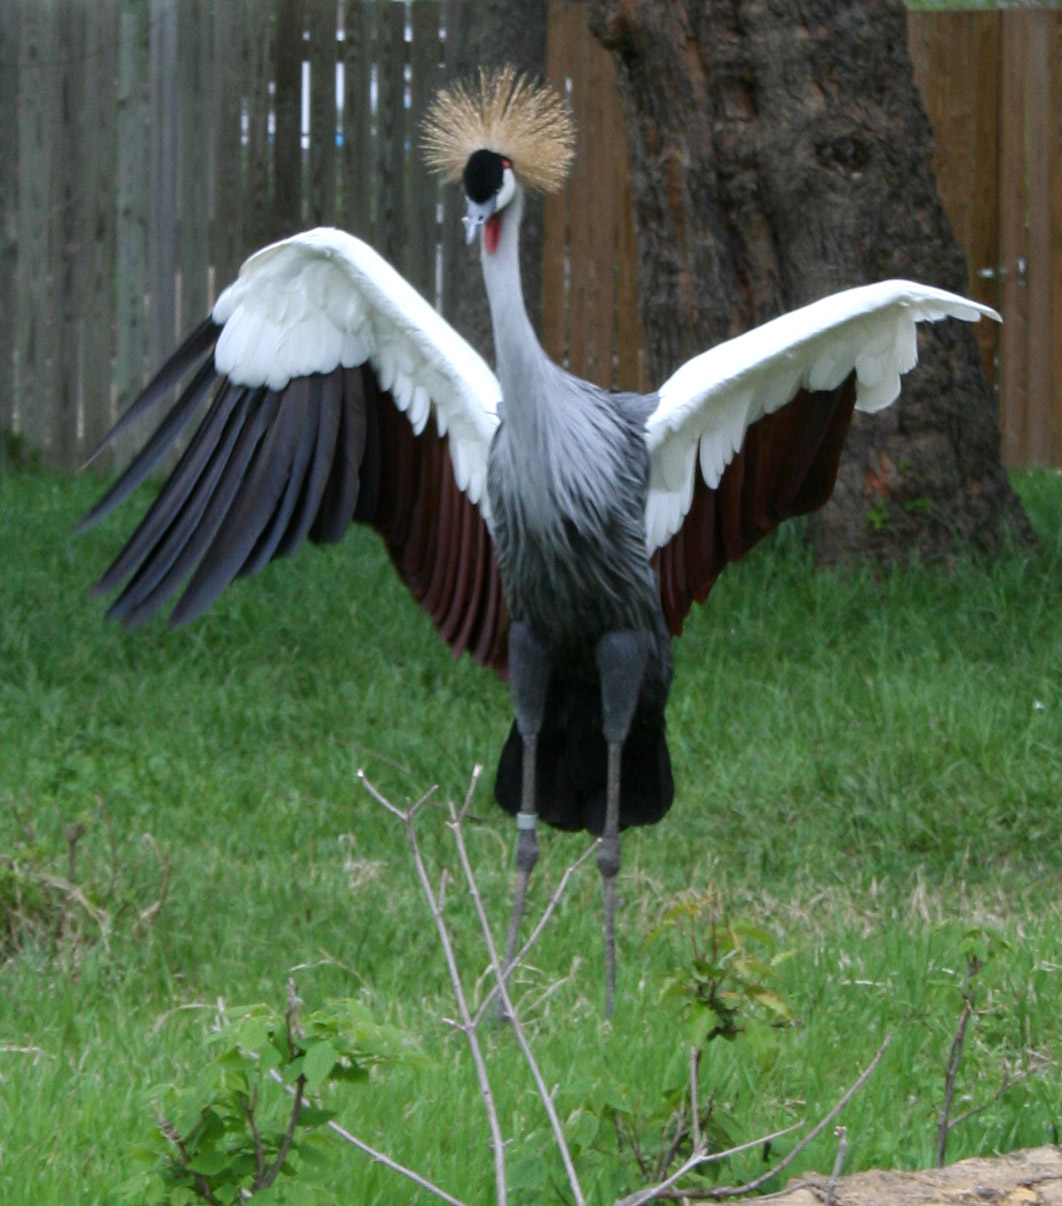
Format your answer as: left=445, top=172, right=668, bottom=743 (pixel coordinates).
left=81, top=0, right=119, bottom=456
left=1052, top=14, right=1062, bottom=466
left=1025, top=10, right=1053, bottom=464
left=409, top=2, right=442, bottom=300
left=565, top=11, right=591, bottom=379
left=274, top=0, right=304, bottom=238
left=967, top=11, right=1002, bottom=379
left=179, top=0, right=212, bottom=331
left=376, top=1, right=408, bottom=268
left=245, top=0, right=274, bottom=255
left=307, top=0, right=337, bottom=227
left=998, top=12, right=1028, bottom=467
left=113, top=0, right=150, bottom=463
left=584, top=40, right=619, bottom=383
left=341, top=0, right=373, bottom=239
left=542, top=2, right=573, bottom=367
left=16, top=1, right=61, bottom=456
left=907, top=11, right=1000, bottom=382
left=213, top=0, right=247, bottom=288
left=541, top=0, right=645, bottom=389
left=56, top=2, right=87, bottom=468
left=0, top=3, right=20, bottom=443
left=439, top=0, right=468, bottom=325
left=148, top=0, right=179, bottom=382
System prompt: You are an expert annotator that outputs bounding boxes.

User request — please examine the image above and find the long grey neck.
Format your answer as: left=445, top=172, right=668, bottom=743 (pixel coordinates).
left=479, top=187, right=554, bottom=420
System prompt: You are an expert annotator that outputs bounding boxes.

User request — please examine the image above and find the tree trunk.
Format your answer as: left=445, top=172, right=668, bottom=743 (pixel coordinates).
left=590, top=0, right=1034, bottom=561
left=441, top=0, right=548, bottom=363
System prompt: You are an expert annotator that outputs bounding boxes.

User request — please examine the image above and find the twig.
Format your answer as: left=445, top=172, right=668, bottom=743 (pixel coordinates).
left=242, top=1090, right=267, bottom=1187
left=614, top=1123, right=803, bottom=1206
left=153, top=1102, right=221, bottom=1206
left=446, top=793, right=587, bottom=1206
left=654, top=1110, right=688, bottom=1183
left=936, top=994, right=974, bottom=1166
left=823, top=1126, right=848, bottom=1206
left=268, top=1067, right=469, bottom=1206
left=936, top=956, right=982, bottom=1168
left=360, top=769, right=508, bottom=1206
left=471, top=840, right=597, bottom=1027
left=64, top=821, right=86, bottom=883
left=947, top=1064, right=1034, bottom=1131
left=707, top=1033, right=892, bottom=1199
left=689, top=1046, right=702, bottom=1152
left=262, top=1074, right=304, bottom=1190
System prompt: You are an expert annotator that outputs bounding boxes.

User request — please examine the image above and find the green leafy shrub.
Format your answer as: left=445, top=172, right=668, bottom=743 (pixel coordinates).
left=119, top=987, right=421, bottom=1205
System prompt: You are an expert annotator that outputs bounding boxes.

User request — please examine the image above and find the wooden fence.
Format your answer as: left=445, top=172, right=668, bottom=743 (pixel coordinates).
left=908, top=8, right=1062, bottom=468
left=0, top=0, right=455, bottom=471
left=0, top=3, right=1060, bottom=472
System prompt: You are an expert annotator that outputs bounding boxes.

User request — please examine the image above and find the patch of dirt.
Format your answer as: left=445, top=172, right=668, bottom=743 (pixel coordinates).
left=757, top=1146, right=1062, bottom=1206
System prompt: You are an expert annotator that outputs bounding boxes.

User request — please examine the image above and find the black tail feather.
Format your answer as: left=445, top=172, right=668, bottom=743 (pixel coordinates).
left=494, top=681, right=674, bottom=835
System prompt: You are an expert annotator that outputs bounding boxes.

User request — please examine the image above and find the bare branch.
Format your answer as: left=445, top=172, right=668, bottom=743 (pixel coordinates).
left=654, top=1110, right=688, bottom=1184
left=268, top=1067, right=469, bottom=1206
left=357, top=769, right=411, bottom=820
left=707, top=1033, right=892, bottom=1199
left=614, top=1123, right=803, bottom=1206
left=446, top=796, right=587, bottom=1206
left=457, top=764, right=484, bottom=823
left=689, top=1046, right=702, bottom=1152
left=936, top=995, right=975, bottom=1166
left=948, top=1062, right=1040, bottom=1132
left=152, top=1102, right=221, bottom=1206
left=823, top=1126, right=848, bottom=1206
left=261, top=1073, right=305, bottom=1190
left=242, top=1091, right=267, bottom=1188
left=471, top=840, right=597, bottom=1028
left=361, top=771, right=508, bottom=1205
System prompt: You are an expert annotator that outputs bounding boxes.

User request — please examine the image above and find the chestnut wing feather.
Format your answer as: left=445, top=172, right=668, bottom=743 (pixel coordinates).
left=82, top=316, right=507, bottom=672
left=655, top=376, right=856, bottom=635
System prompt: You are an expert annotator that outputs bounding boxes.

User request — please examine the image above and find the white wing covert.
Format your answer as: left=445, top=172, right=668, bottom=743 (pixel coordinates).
left=81, top=228, right=508, bottom=667
left=644, top=280, right=1000, bottom=553
left=213, top=228, right=501, bottom=505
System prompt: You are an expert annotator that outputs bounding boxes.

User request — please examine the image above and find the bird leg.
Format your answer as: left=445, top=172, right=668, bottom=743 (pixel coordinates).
left=595, top=630, right=650, bottom=1019
left=501, top=622, right=551, bottom=1015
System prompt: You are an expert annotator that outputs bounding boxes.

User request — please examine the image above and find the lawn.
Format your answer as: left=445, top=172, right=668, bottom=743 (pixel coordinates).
left=1, top=463, right=1060, bottom=1204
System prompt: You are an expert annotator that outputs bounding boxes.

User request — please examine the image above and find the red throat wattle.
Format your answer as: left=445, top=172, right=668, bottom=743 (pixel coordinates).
left=484, top=214, right=501, bottom=255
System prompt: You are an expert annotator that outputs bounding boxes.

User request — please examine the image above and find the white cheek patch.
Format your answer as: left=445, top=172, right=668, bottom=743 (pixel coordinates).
left=495, top=166, right=516, bottom=212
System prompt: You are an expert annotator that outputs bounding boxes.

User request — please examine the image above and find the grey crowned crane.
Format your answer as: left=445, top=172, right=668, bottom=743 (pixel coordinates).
left=82, top=68, right=999, bottom=1016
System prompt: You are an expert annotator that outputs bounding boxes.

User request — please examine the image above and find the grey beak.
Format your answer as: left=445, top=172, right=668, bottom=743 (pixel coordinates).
left=463, top=196, right=497, bottom=245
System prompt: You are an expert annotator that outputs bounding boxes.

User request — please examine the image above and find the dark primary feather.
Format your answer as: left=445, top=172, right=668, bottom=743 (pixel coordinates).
left=77, top=355, right=219, bottom=534
left=82, top=321, right=509, bottom=669
left=103, top=386, right=258, bottom=622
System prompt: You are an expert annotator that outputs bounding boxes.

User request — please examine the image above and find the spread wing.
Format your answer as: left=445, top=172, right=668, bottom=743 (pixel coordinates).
left=80, top=227, right=508, bottom=670
left=644, top=280, right=1001, bottom=633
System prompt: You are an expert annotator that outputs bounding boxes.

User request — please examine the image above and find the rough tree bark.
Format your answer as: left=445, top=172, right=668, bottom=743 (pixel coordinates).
left=441, top=0, right=548, bottom=363
left=590, top=0, right=1033, bottom=562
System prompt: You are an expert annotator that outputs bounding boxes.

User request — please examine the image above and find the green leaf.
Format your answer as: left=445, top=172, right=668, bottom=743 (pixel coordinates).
left=295, top=1105, right=336, bottom=1128
left=685, top=1002, right=719, bottom=1049
left=754, top=989, right=795, bottom=1020
left=303, top=1040, right=338, bottom=1092
left=187, top=1146, right=235, bottom=1176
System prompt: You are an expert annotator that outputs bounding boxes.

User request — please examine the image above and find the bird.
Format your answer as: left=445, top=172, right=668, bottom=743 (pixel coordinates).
left=81, top=67, right=999, bottom=1016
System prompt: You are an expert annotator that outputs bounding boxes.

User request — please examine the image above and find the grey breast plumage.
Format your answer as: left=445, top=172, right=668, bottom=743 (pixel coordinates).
left=487, top=369, right=664, bottom=665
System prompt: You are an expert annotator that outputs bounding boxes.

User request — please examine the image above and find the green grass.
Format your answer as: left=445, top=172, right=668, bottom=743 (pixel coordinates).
left=2, top=465, right=1061, bottom=1204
